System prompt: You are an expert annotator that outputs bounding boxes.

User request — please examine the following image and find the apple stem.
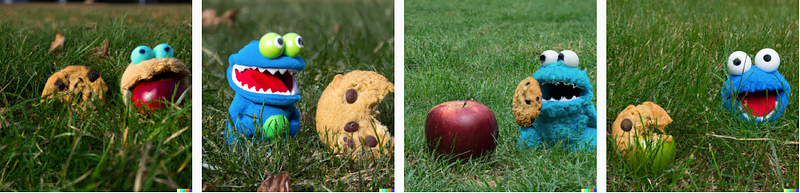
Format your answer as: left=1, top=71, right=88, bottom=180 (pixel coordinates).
left=463, top=98, right=470, bottom=108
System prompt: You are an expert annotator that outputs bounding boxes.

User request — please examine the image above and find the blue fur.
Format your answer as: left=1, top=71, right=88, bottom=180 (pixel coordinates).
left=226, top=40, right=306, bottom=145
left=721, top=65, right=791, bottom=123
left=518, top=61, right=597, bottom=152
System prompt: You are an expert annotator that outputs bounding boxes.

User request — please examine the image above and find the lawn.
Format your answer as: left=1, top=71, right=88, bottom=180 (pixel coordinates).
left=200, top=0, right=395, bottom=191
left=0, top=3, right=192, bottom=191
left=404, top=0, right=597, bottom=191
left=607, top=0, right=799, bottom=191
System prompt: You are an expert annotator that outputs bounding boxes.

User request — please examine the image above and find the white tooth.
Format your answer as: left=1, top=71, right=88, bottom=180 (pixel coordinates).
left=267, top=68, right=278, bottom=75
left=292, top=82, right=299, bottom=95
left=258, top=88, right=265, bottom=93
left=257, top=67, right=267, bottom=72
left=242, top=83, right=248, bottom=89
left=278, top=69, right=287, bottom=74
left=265, top=88, right=273, bottom=93
left=234, top=65, right=248, bottom=72
left=572, top=95, right=578, bottom=100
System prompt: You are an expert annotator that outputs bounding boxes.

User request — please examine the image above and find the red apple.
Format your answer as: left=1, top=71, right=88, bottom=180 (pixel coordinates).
left=425, top=100, right=499, bottom=160
left=131, top=76, right=187, bottom=113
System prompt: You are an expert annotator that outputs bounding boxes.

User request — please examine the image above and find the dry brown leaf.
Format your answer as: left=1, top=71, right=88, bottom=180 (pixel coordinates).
left=49, top=32, right=65, bottom=53
left=257, top=171, right=292, bottom=192
left=91, top=39, right=110, bottom=58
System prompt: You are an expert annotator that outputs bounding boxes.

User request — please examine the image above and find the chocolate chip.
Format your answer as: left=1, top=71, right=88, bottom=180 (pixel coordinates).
left=55, top=80, right=66, bottom=91
left=344, top=121, right=359, bottom=132
left=530, top=117, right=536, bottom=123
left=536, top=96, right=540, bottom=101
left=87, top=67, right=100, bottom=82
left=346, top=89, right=357, bottom=103
left=525, top=100, right=531, bottom=105
left=621, top=118, right=632, bottom=132
left=525, top=82, right=530, bottom=86
left=343, top=137, right=355, bottom=149
left=364, top=136, right=378, bottom=147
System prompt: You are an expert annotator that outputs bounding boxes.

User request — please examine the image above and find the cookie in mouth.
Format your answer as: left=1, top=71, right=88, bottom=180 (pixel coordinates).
left=230, top=64, right=299, bottom=95
left=121, top=44, right=191, bottom=113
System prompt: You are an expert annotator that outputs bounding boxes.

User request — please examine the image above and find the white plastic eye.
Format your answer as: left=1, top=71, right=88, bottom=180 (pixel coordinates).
left=540, top=50, right=558, bottom=65
left=755, top=48, right=780, bottom=72
left=726, top=51, right=752, bottom=75
left=559, top=50, right=579, bottom=67
left=273, top=36, right=285, bottom=49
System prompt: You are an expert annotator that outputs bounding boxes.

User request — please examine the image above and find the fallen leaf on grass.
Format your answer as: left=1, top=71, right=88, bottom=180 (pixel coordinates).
left=49, top=32, right=65, bottom=53
left=257, top=171, right=292, bottom=192
left=202, top=9, right=239, bottom=27
left=90, top=38, right=110, bottom=58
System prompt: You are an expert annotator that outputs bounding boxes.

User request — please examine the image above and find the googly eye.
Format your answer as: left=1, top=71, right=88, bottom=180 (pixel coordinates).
left=154, top=43, right=174, bottom=58
left=283, top=33, right=304, bottom=57
left=559, top=50, right=579, bottom=67
left=259, top=32, right=285, bottom=59
left=540, top=50, right=558, bottom=65
left=755, top=48, right=780, bottom=72
left=131, top=46, right=154, bottom=65
left=726, top=51, right=752, bottom=75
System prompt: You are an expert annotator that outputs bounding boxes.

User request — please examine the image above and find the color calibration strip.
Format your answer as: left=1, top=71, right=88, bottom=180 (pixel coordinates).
left=784, top=189, right=799, bottom=192
left=177, top=189, right=192, bottom=192
left=581, top=189, right=597, bottom=192
left=379, top=189, right=395, bottom=192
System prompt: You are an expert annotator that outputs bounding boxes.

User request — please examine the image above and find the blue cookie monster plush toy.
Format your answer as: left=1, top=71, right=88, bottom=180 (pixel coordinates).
left=721, top=48, right=791, bottom=123
left=225, top=32, right=306, bottom=144
left=518, top=50, right=597, bottom=152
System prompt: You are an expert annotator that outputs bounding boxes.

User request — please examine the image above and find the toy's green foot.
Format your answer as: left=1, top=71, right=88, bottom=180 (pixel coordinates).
left=263, top=114, right=289, bottom=140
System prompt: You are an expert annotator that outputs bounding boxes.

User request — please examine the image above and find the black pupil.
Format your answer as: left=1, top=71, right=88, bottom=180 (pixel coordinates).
left=164, top=47, right=171, bottom=52
left=764, top=55, right=771, bottom=62
left=733, top=58, right=741, bottom=66
left=558, top=53, right=564, bottom=61
left=139, top=49, right=146, bottom=54
left=297, top=38, right=303, bottom=46
left=277, top=38, right=284, bottom=45
left=539, top=55, right=546, bottom=63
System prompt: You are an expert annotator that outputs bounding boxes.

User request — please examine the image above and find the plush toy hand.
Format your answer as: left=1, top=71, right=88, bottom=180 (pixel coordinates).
left=263, top=114, right=289, bottom=140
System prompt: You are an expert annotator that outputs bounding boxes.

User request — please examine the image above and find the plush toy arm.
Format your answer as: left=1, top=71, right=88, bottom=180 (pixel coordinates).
left=573, top=126, right=597, bottom=152
left=287, top=105, right=300, bottom=137
left=585, top=102, right=597, bottom=128
left=517, top=125, right=541, bottom=149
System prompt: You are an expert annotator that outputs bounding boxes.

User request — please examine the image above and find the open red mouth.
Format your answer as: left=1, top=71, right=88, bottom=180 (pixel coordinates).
left=130, top=72, right=188, bottom=111
left=231, top=64, right=299, bottom=95
left=737, top=90, right=778, bottom=117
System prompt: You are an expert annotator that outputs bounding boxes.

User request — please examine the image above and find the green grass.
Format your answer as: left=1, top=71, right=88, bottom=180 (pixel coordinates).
left=404, top=0, right=596, bottom=191
left=0, top=4, right=192, bottom=191
left=607, top=0, right=799, bottom=191
left=200, top=0, right=394, bottom=191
